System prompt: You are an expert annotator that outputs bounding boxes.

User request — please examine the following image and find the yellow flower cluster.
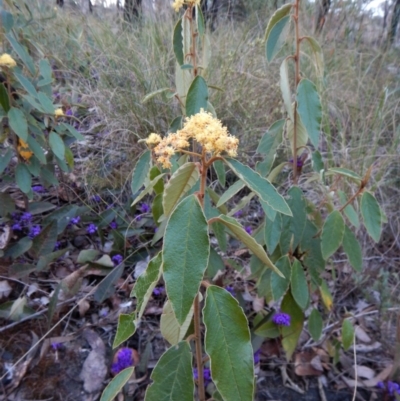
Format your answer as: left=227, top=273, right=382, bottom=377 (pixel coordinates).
left=0, top=53, right=17, bottom=68
left=172, top=0, right=201, bottom=12
left=145, top=109, right=238, bottom=169
left=54, top=108, right=64, bottom=117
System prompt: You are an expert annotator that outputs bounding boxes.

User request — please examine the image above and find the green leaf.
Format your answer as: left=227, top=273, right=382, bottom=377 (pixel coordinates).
left=319, top=280, right=333, bottom=311
left=37, top=92, right=54, bottom=114
left=14, top=72, right=38, bottom=98
left=186, top=75, right=209, bottom=117
left=287, top=111, right=308, bottom=156
left=264, top=4, right=292, bottom=62
left=77, top=249, right=100, bottom=264
left=163, top=162, right=200, bottom=216
left=342, top=319, right=354, bottom=351
left=8, top=108, right=28, bottom=141
left=0, top=149, right=13, bottom=174
left=1, top=10, right=14, bottom=32
left=264, top=213, right=282, bottom=254
left=254, top=319, right=280, bottom=339
left=271, top=255, right=291, bottom=300
left=360, top=192, right=381, bottom=242
left=4, top=237, right=32, bottom=259
left=280, top=58, right=293, bottom=120
left=132, top=253, right=162, bottom=320
left=213, top=159, right=226, bottom=187
left=216, top=180, right=245, bottom=207
left=224, top=157, right=291, bottom=216
left=206, top=247, right=226, bottom=279
left=100, top=367, right=134, bottom=401
left=160, top=300, right=193, bottom=345
left=152, top=194, right=163, bottom=225
left=303, top=36, right=324, bottom=79
left=36, top=249, right=68, bottom=272
left=6, top=33, right=35, bottom=75
left=131, top=150, right=151, bottom=197
left=15, top=163, right=32, bottom=194
left=163, top=195, right=209, bottom=325
left=196, top=4, right=205, bottom=36
left=260, top=200, right=277, bottom=221
left=213, top=214, right=283, bottom=277
left=312, top=150, right=324, bottom=173
left=291, top=259, right=309, bottom=310
left=328, top=167, right=361, bottom=182
left=113, top=313, right=136, bottom=348
left=264, top=3, right=292, bottom=42
left=204, top=286, right=254, bottom=401
left=0, top=83, right=10, bottom=112
left=0, top=192, right=15, bottom=216
left=61, top=123, right=85, bottom=141
left=49, top=132, right=65, bottom=160
left=27, top=136, right=46, bottom=164
left=297, top=78, right=322, bottom=148
left=321, top=210, right=345, bottom=260
left=281, top=290, right=304, bottom=360
left=343, top=225, right=362, bottom=271
left=39, top=59, right=53, bottom=81
left=308, top=308, right=323, bottom=342
left=94, top=264, right=124, bottom=303
left=31, top=220, right=58, bottom=258
left=131, top=174, right=165, bottom=207
left=149, top=166, right=164, bottom=195
left=173, top=18, right=184, bottom=66
left=142, top=87, right=171, bottom=104
left=145, top=341, right=193, bottom=401
left=338, top=190, right=359, bottom=228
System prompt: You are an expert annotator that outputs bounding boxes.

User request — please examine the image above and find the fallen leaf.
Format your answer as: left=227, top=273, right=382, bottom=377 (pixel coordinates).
left=354, top=342, right=381, bottom=353
left=80, top=330, right=108, bottom=393
left=354, top=325, right=371, bottom=343
left=0, top=280, right=12, bottom=299
left=363, top=364, right=393, bottom=387
left=78, top=299, right=91, bottom=317
left=0, top=225, right=11, bottom=249
left=295, top=351, right=323, bottom=376
left=354, top=365, right=375, bottom=380
left=134, top=257, right=150, bottom=279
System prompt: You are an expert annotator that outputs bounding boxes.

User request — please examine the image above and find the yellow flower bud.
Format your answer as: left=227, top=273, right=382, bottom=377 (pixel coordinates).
left=54, top=108, right=64, bottom=117
left=0, top=53, right=17, bottom=68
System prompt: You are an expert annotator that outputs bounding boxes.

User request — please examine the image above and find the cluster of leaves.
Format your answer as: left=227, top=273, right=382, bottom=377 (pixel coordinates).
left=102, top=2, right=387, bottom=401
left=0, top=1, right=83, bottom=199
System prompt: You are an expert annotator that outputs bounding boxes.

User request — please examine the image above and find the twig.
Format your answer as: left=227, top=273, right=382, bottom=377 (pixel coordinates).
left=351, top=332, right=357, bottom=401
left=0, top=297, right=77, bottom=334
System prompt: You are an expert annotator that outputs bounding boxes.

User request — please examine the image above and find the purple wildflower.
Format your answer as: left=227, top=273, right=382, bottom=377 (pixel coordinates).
left=388, top=381, right=400, bottom=396
left=51, top=342, right=62, bottom=351
left=377, top=382, right=385, bottom=390
left=109, top=221, right=118, bottom=229
left=153, top=286, right=165, bottom=296
left=12, top=223, right=22, bottom=231
left=193, top=367, right=212, bottom=386
left=86, top=223, right=97, bottom=234
left=28, top=225, right=41, bottom=238
left=111, top=348, right=135, bottom=375
left=253, top=349, right=261, bottom=364
left=289, top=158, right=304, bottom=168
left=245, top=226, right=252, bottom=235
left=225, top=285, right=235, bottom=297
left=32, top=185, right=45, bottom=193
left=112, top=254, right=123, bottom=266
left=91, top=195, right=101, bottom=202
left=54, top=241, right=61, bottom=250
left=21, top=212, right=32, bottom=222
left=70, top=216, right=81, bottom=225
left=11, top=212, right=20, bottom=220
left=135, top=215, right=142, bottom=222
left=233, top=210, right=243, bottom=218
left=65, top=109, right=73, bottom=116
left=272, top=312, right=291, bottom=326
left=139, top=203, right=151, bottom=213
